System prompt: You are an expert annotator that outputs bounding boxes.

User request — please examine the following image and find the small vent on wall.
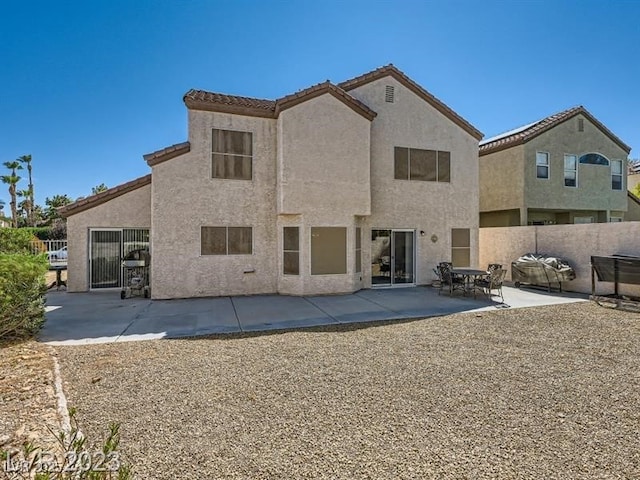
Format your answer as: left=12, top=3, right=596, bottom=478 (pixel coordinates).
left=578, top=117, right=584, bottom=132
left=385, top=85, right=395, bottom=103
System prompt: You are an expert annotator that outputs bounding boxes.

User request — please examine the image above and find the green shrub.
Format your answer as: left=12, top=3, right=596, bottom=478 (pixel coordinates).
left=0, top=229, right=38, bottom=254
left=0, top=253, right=48, bottom=340
left=20, top=227, right=54, bottom=241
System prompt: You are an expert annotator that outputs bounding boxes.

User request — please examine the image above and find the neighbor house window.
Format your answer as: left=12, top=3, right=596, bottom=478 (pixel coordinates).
left=451, top=228, right=470, bottom=267
left=355, top=227, right=362, bottom=273
left=201, top=226, right=252, bottom=255
left=612, top=159, right=623, bottom=190
left=212, top=129, right=252, bottom=180
left=394, top=147, right=450, bottom=182
left=536, top=152, right=549, bottom=179
left=579, top=153, right=609, bottom=166
left=610, top=217, right=623, bottom=222
left=564, top=154, right=577, bottom=187
left=311, top=227, right=347, bottom=275
left=283, top=227, right=299, bottom=275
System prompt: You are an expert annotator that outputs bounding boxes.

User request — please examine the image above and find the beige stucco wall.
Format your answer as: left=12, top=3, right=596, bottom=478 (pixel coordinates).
left=628, top=173, right=640, bottom=193
left=627, top=196, right=640, bottom=221
left=348, top=76, right=480, bottom=285
left=479, top=223, right=640, bottom=296
left=66, top=184, right=151, bottom=292
left=524, top=114, right=628, bottom=213
left=150, top=110, right=278, bottom=299
left=479, top=145, right=525, bottom=212
left=276, top=93, right=371, bottom=295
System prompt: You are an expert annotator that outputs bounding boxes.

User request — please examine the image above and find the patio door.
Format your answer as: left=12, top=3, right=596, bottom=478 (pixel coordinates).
left=89, top=228, right=150, bottom=289
left=371, top=229, right=415, bottom=286
left=90, top=230, right=122, bottom=289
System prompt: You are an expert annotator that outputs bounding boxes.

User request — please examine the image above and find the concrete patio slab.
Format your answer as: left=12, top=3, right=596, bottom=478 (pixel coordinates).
left=40, top=285, right=588, bottom=345
left=232, top=295, right=336, bottom=331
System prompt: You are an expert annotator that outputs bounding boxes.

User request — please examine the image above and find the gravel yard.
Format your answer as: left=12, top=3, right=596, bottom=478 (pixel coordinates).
left=56, top=302, right=640, bottom=479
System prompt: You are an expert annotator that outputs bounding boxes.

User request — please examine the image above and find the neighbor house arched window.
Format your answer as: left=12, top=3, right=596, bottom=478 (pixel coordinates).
left=579, top=153, right=610, bottom=166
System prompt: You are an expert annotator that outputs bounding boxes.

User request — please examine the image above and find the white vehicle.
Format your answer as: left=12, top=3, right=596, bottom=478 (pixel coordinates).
left=47, top=246, right=68, bottom=260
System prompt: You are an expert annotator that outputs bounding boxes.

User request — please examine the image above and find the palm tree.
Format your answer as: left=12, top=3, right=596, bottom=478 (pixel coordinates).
left=17, top=189, right=32, bottom=227
left=17, top=155, right=34, bottom=226
left=2, top=161, right=23, bottom=228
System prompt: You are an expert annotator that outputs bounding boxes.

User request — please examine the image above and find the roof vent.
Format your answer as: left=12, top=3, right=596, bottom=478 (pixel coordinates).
left=578, top=117, right=584, bottom=132
left=385, top=85, right=395, bottom=103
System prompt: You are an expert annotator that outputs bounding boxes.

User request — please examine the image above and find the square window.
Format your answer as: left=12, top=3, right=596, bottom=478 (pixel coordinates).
left=311, top=227, right=347, bottom=275
left=212, top=129, right=252, bottom=180
left=228, top=227, right=252, bottom=255
left=201, top=227, right=226, bottom=255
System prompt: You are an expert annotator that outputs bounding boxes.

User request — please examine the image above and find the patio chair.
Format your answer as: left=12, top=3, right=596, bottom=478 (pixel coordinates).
left=474, top=268, right=506, bottom=302
left=437, top=262, right=466, bottom=296
left=487, top=263, right=502, bottom=274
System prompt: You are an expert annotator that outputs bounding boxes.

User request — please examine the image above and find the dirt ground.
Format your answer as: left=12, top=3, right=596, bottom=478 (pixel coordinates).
left=0, top=341, right=60, bottom=452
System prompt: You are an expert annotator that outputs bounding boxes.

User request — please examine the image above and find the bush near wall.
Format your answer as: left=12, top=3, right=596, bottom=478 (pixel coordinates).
left=0, top=229, right=48, bottom=340
left=0, top=228, right=38, bottom=254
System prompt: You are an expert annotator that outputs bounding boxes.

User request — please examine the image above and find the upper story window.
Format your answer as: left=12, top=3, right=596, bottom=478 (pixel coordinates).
left=579, top=153, right=609, bottom=166
left=212, top=129, right=252, bottom=180
left=611, top=159, right=623, bottom=190
left=564, top=154, right=577, bottom=187
left=536, top=152, right=549, bottom=179
left=394, top=147, right=450, bottom=183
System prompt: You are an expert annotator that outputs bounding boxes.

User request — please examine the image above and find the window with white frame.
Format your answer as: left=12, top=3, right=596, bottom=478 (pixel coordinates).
left=611, top=159, right=623, bottom=190
left=536, top=152, right=549, bottom=179
left=564, top=154, right=577, bottom=187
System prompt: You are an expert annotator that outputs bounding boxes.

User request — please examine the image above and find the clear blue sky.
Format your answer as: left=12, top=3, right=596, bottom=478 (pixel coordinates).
left=1, top=0, right=639, bottom=206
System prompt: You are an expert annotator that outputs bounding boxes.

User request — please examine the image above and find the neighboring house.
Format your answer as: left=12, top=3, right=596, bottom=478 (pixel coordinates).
left=479, top=106, right=631, bottom=227
left=60, top=65, right=482, bottom=299
left=0, top=218, right=10, bottom=228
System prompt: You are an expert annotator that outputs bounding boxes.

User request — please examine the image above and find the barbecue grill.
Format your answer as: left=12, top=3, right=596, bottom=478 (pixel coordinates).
left=121, top=248, right=150, bottom=299
left=511, top=253, right=575, bottom=292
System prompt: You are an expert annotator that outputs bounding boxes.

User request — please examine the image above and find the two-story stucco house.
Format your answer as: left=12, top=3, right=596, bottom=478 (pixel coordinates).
left=60, top=65, right=482, bottom=299
left=479, top=106, right=631, bottom=227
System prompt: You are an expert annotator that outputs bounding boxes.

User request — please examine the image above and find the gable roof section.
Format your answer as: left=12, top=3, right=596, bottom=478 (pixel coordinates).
left=338, top=64, right=483, bottom=140
left=275, top=81, right=376, bottom=120
left=480, top=106, right=631, bottom=156
left=58, top=174, right=151, bottom=218
left=629, top=191, right=640, bottom=207
left=144, top=141, right=191, bottom=167
left=184, top=81, right=376, bottom=121
left=184, top=90, right=276, bottom=118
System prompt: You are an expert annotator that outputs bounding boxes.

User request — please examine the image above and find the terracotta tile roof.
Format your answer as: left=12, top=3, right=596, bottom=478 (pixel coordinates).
left=143, top=141, right=191, bottom=167
left=275, top=81, right=377, bottom=120
left=338, top=64, right=483, bottom=140
left=480, top=106, right=631, bottom=156
left=59, top=174, right=151, bottom=218
left=183, top=89, right=277, bottom=118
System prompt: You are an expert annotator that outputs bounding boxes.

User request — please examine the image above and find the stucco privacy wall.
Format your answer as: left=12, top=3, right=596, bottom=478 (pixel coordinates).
left=150, top=110, right=277, bottom=299
left=348, top=76, right=480, bottom=285
left=66, top=184, right=151, bottom=292
left=479, top=222, right=640, bottom=296
left=524, top=113, right=628, bottom=213
left=277, top=93, right=371, bottom=295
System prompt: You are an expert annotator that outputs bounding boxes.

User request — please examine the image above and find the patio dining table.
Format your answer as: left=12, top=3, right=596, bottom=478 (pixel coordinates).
left=451, top=268, right=488, bottom=298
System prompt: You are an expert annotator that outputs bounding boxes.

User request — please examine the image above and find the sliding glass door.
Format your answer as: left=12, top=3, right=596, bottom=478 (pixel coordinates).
left=89, top=228, right=150, bottom=289
left=370, top=229, right=415, bottom=286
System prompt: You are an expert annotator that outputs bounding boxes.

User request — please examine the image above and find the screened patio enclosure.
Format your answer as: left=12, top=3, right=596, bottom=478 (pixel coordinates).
left=90, top=228, right=150, bottom=289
